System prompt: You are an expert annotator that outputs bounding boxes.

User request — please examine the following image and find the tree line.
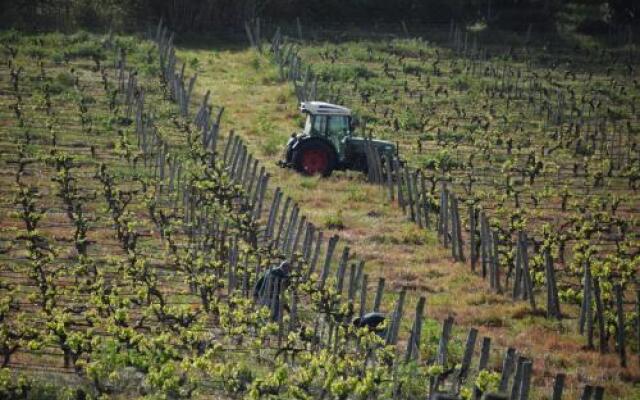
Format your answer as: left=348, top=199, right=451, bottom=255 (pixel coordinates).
left=0, top=1, right=637, bottom=35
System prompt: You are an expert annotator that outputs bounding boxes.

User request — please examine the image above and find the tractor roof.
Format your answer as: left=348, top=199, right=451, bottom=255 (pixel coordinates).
left=300, top=101, right=351, bottom=116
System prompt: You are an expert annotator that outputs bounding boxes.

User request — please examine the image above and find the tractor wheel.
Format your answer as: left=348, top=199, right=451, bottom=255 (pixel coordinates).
left=293, top=141, right=336, bottom=177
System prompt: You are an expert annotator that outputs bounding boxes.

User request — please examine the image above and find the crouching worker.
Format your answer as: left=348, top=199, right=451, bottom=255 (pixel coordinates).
left=253, top=261, right=291, bottom=320
left=352, top=312, right=386, bottom=337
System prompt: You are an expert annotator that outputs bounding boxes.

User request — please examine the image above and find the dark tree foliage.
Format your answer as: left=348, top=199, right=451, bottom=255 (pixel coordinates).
left=0, top=0, right=635, bottom=33
left=608, top=0, right=639, bottom=23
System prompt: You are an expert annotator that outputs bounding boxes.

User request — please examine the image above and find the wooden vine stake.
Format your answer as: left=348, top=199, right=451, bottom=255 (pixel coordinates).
left=615, top=284, right=627, bottom=368
left=404, top=296, right=425, bottom=362
left=544, top=248, right=561, bottom=319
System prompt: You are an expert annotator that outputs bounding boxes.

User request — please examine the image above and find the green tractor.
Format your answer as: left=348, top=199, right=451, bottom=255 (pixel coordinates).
left=279, top=102, right=397, bottom=176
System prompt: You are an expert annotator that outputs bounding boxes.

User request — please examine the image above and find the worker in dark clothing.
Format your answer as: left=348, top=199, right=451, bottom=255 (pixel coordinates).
left=253, top=261, right=291, bottom=310
left=352, top=312, right=386, bottom=334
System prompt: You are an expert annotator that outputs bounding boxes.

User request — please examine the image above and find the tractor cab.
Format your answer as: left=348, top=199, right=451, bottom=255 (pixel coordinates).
left=301, top=102, right=352, bottom=162
left=279, top=101, right=396, bottom=176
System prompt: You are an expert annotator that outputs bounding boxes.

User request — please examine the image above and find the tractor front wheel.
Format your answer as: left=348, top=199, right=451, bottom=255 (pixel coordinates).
left=293, top=141, right=336, bottom=177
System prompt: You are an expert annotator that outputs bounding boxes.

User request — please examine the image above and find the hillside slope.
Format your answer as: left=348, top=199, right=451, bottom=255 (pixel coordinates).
left=177, top=40, right=640, bottom=398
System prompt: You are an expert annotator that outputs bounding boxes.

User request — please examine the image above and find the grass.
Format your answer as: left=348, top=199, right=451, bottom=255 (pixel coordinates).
left=176, top=32, right=640, bottom=398
left=253, top=110, right=281, bottom=155
left=322, top=209, right=345, bottom=230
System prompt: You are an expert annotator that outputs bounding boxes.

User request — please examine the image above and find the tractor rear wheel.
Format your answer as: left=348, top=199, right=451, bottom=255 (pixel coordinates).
left=293, top=141, right=336, bottom=177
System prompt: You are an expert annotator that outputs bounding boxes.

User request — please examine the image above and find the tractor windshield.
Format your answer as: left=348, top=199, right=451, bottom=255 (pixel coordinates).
left=303, top=114, right=350, bottom=140
left=327, top=116, right=350, bottom=140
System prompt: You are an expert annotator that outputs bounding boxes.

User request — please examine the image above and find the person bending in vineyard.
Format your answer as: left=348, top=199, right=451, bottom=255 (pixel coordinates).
left=253, top=261, right=291, bottom=319
left=353, top=312, right=386, bottom=336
